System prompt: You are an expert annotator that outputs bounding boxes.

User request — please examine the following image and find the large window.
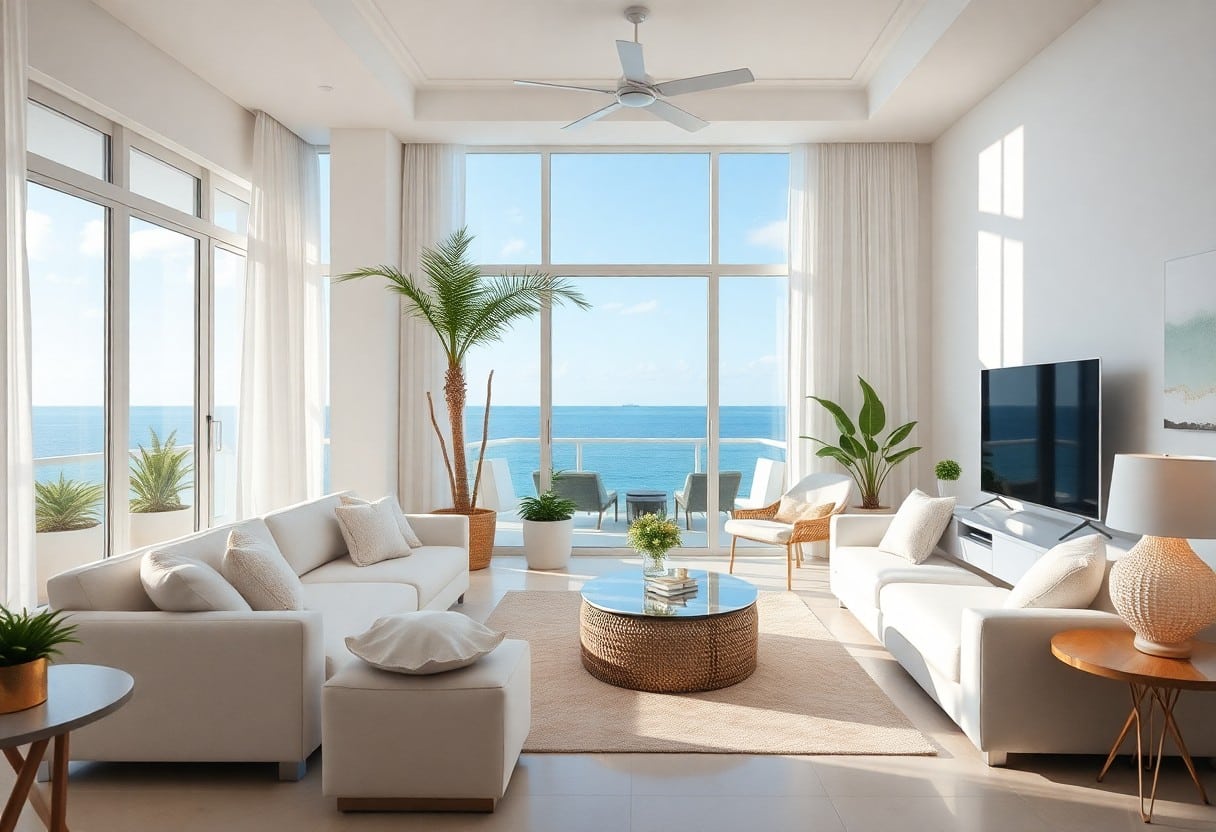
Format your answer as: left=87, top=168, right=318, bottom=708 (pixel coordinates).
left=465, top=151, right=789, bottom=550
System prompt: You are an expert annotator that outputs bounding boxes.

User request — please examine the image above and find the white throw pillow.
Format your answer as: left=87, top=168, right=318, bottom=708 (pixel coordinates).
left=341, top=495, right=423, bottom=548
left=1005, top=534, right=1107, bottom=609
left=878, top=489, right=957, bottom=564
left=345, top=611, right=506, bottom=675
left=221, top=528, right=304, bottom=611
left=334, top=498, right=412, bottom=566
left=140, top=550, right=251, bottom=612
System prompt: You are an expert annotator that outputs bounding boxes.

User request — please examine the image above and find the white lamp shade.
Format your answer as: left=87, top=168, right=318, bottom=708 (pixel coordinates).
left=1105, top=453, right=1216, bottom=539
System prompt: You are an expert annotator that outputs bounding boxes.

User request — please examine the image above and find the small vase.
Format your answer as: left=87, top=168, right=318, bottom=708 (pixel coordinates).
left=0, top=658, right=48, bottom=714
left=641, top=551, right=668, bottom=577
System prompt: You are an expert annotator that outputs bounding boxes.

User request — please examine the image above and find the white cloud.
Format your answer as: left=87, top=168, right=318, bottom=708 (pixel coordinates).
left=26, top=211, right=51, bottom=261
left=620, top=299, right=658, bottom=316
left=79, top=219, right=105, bottom=259
left=131, top=225, right=190, bottom=260
left=498, top=238, right=526, bottom=260
left=599, top=302, right=624, bottom=313
left=745, top=219, right=788, bottom=252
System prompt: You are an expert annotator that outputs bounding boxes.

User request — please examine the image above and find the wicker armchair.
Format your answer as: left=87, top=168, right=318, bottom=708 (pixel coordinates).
left=724, top=473, right=854, bottom=590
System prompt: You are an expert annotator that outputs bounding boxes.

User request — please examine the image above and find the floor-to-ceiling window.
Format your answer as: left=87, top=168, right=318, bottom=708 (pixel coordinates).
left=465, top=149, right=789, bottom=551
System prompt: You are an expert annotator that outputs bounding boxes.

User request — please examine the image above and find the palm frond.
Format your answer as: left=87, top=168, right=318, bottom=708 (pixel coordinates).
left=35, top=475, right=103, bottom=533
left=129, top=428, right=193, bottom=513
left=0, top=607, right=79, bottom=667
left=335, top=265, right=444, bottom=342
left=456, top=273, right=590, bottom=362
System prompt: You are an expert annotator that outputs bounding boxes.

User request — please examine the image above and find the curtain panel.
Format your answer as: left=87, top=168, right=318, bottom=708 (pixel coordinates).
left=788, top=142, right=920, bottom=507
left=236, top=112, right=324, bottom=517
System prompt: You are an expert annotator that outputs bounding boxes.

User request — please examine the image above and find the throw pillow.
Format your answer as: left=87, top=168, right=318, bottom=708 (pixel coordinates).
left=341, top=494, right=423, bottom=548
left=878, top=489, right=957, bottom=564
left=774, top=497, right=836, bottom=524
left=334, top=498, right=412, bottom=567
left=140, top=550, right=251, bottom=612
left=221, top=528, right=304, bottom=611
left=345, top=610, right=506, bottom=675
left=1005, top=534, right=1107, bottom=609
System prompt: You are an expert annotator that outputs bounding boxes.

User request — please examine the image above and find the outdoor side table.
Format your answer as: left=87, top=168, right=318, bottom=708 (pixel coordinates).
left=625, top=490, right=668, bottom=521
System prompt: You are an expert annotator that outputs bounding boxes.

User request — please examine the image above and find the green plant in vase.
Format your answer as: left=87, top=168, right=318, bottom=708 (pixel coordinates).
left=934, top=459, right=962, bottom=498
left=0, top=607, right=79, bottom=714
left=129, top=428, right=193, bottom=513
left=627, top=513, right=682, bottom=577
left=35, top=475, right=103, bottom=533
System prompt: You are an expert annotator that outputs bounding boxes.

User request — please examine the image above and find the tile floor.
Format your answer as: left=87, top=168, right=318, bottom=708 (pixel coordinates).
left=8, top=554, right=1216, bottom=831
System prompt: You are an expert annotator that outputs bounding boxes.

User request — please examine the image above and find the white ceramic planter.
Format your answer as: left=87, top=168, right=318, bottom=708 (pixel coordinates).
left=35, top=525, right=105, bottom=604
left=848, top=505, right=897, bottom=515
left=129, top=506, right=195, bottom=550
left=522, top=518, right=574, bottom=570
left=937, top=480, right=960, bottom=498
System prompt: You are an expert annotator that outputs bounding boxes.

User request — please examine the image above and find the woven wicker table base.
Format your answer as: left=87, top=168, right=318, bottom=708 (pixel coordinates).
left=579, top=599, right=759, bottom=693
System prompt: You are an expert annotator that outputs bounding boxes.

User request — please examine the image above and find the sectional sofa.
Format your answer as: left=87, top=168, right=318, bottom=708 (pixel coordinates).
left=829, top=512, right=1216, bottom=765
left=46, top=492, right=470, bottom=780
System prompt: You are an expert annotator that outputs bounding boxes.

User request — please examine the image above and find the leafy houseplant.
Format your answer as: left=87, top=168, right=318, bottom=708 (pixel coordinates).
left=804, top=376, right=922, bottom=510
left=35, top=475, right=103, bottom=533
left=0, top=607, right=79, bottom=714
left=339, top=228, right=589, bottom=569
left=627, top=513, right=682, bottom=577
left=129, top=428, right=193, bottom=513
left=935, top=459, right=962, bottom=498
left=518, top=489, right=579, bottom=571
left=518, top=491, right=578, bottom=523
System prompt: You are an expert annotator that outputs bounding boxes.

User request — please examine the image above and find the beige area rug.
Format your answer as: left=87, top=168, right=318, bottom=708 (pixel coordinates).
left=485, top=590, right=936, bottom=755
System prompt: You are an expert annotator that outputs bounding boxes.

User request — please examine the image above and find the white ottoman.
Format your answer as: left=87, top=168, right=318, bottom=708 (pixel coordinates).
left=322, top=639, right=531, bottom=813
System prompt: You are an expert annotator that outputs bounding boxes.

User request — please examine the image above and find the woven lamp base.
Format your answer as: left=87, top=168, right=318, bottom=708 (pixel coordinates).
left=1110, top=535, right=1216, bottom=658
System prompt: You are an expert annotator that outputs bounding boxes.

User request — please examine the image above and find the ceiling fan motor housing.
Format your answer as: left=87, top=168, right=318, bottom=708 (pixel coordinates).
left=617, top=87, right=655, bottom=108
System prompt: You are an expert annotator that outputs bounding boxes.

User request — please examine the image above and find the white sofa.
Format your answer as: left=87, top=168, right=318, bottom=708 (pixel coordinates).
left=46, top=492, right=471, bottom=780
left=830, top=513, right=1216, bottom=765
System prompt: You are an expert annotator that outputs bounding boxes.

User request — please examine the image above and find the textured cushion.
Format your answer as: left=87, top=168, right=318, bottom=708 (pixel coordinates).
left=831, top=546, right=993, bottom=609
left=341, top=495, right=423, bottom=549
left=774, top=498, right=835, bottom=524
left=1005, top=534, right=1107, bottom=609
left=334, top=499, right=411, bottom=566
left=302, top=582, right=420, bottom=677
left=263, top=493, right=349, bottom=577
left=346, top=611, right=505, bottom=675
left=140, top=550, right=251, bottom=612
left=222, top=528, right=305, bottom=611
left=879, top=489, right=957, bottom=563
left=880, top=582, right=1012, bottom=682
left=301, top=546, right=467, bottom=608
left=724, top=518, right=793, bottom=544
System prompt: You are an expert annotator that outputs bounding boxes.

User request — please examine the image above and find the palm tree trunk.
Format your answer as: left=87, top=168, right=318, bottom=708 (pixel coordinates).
left=444, top=362, right=471, bottom=512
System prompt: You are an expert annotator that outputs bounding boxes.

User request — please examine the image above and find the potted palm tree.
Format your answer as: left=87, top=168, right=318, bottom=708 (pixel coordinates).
left=35, top=474, right=104, bottom=603
left=518, top=484, right=578, bottom=571
left=339, top=228, right=589, bottom=569
left=0, top=607, right=78, bottom=714
left=129, top=428, right=194, bottom=548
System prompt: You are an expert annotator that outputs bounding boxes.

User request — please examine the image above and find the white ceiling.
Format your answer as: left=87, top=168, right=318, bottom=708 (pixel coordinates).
left=90, top=0, right=1099, bottom=145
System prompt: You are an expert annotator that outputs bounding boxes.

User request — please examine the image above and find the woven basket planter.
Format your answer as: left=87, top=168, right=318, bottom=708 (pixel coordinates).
left=433, top=507, right=497, bottom=570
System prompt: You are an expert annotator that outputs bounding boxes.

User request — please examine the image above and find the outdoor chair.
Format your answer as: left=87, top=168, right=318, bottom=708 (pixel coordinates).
left=734, top=458, right=786, bottom=511
left=672, top=471, right=743, bottom=530
left=724, top=472, right=853, bottom=590
left=531, top=471, right=618, bottom=530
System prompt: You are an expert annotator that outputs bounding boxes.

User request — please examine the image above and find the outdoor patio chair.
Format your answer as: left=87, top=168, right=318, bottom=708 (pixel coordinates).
left=673, top=471, right=743, bottom=530
left=734, top=458, right=786, bottom=511
left=724, top=472, right=854, bottom=590
left=531, top=471, right=618, bottom=530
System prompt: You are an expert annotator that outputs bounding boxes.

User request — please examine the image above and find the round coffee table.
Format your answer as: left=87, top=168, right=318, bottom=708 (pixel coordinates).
left=579, top=569, right=759, bottom=693
left=625, top=490, right=668, bottom=521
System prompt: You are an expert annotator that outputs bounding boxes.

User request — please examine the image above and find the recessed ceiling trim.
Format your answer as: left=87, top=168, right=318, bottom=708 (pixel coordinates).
left=358, top=0, right=427, bottom=84
left=849, top=0, right=929, bottom=84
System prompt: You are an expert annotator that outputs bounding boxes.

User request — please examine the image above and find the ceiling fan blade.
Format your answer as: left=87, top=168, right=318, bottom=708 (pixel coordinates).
left=615, top=40, right=647, bottom=83
left=514, top=80, right=614, bottom=95
left=645, top=99, right=708, bottom=132
left=655, top=68, right=755, bottom=97
left=563, top=102, right=624, bottom=130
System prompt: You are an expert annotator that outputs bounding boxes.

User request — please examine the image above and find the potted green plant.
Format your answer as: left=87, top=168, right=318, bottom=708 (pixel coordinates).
left=934, top=459, right=962, bottom=498
left=129, top=428, right=194, bottom=548
left=804, top=376, right=922, bottom=510
left=339, top=228, right=588, bottom=570
left=34, top=474, right=104, bottom=604
left=518, top=486, right=579, bottom=571
left=627, top=513, right=682, bottom=577
left=0, top=607, right=78, bottom=714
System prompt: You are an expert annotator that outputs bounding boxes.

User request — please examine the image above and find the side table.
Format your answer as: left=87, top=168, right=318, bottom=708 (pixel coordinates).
left=0, top=664, right=134, bottom=832
left=625, top=490, right=667, bottom=522
left=1050, top=628, right=1216, bottom=823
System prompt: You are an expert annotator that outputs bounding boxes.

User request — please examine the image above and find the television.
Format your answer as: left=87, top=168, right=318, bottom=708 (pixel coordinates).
left=980, top=359, right=1102, bottom=519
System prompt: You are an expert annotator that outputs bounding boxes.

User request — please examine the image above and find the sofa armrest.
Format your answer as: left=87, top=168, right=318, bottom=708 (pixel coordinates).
left=54, top=610, right=324, bottom=766
left=830, top=513, right=896, bottom=549
left=406, top=513, right=470, bottom=549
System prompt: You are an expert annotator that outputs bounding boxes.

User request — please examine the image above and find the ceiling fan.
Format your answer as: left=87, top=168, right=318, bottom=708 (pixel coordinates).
left=514, top=6, right=755, bottom=132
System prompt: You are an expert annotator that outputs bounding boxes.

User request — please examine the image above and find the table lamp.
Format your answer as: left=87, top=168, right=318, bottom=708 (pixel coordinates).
left=1104, top=453, right=1216, bottom=658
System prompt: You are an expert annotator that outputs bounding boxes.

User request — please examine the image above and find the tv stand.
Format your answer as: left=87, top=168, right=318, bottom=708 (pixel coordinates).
left=970, top=495, right=1015, bottom=511
left=1058, top=517, right=1112, bottom=542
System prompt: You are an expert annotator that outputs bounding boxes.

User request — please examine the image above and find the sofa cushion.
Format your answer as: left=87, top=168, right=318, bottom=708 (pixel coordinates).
left=334, top=498, right=412, bottom=566
left=48, top=550, right=154, bottom=611
left=222, top=529, right=305, bottom=611
left=140, top=551, right=251, bottom=612
left=831, top=546, right=993, bottom=610
left=1005, top=534, right=1107, bottom=609
left=879, top=489, right=957, bottom=563
left=300, top=546, right=467, bottom=608
left=345, top=611, right=505, bottom=675
left=153, top=518, right=273, bottom=572
left=341, top=495, right=423, bottom=548
left=724, top=518, right=793, bottom=544
left=264, top=493, right=350, bottom=577
left=880, top=583, right=1011, bottom=682
left=774, top=498, right=834, bottom=524
left=303, top=582, right=420, bottom=677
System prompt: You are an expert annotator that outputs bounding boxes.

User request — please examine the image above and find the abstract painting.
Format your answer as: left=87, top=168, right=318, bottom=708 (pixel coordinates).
left=1164, top=249, right=1216, bottom=431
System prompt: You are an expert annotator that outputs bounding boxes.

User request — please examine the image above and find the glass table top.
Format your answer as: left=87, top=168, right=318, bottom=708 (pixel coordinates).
left=580, top=569, right=758, bottom=619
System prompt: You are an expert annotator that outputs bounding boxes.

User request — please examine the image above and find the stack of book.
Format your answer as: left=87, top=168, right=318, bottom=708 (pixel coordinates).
left=645, top=573, right=698, bottom=599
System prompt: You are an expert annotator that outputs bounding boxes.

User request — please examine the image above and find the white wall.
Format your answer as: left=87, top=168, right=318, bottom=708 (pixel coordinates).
left=930, top=0, right=1216, bottom=512
left=28, top=0, right=253, bottom=181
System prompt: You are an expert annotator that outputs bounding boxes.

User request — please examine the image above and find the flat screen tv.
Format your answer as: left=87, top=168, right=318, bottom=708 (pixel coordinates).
left=980, top=359, right=1102, bottom=519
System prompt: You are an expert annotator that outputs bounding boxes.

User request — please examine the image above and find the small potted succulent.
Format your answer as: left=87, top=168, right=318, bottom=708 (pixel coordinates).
left=934, top=459, right=962, bottom=498
left=627, top=513, right=682, bottom=577
left=129, top=428, right=194, bottom=548
left=518, top=487, right=579, bottom=571
left=0, top=607, right=78, bottom=714
left=35, top=474, right=104, bottom=603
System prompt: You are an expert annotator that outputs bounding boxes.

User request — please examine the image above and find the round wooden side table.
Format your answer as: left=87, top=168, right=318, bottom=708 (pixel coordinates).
left=1050, top=628, right=1216, bottom=823
left=0, top=664, right=134, bottom=832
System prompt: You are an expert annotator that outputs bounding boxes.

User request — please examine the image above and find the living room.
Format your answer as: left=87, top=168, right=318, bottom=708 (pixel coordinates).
left=1, top=0, right=1214, bottom=830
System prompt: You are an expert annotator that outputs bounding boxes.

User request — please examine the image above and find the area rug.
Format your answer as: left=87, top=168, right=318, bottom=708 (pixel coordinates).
left=485, top=590, right=936, bottom=755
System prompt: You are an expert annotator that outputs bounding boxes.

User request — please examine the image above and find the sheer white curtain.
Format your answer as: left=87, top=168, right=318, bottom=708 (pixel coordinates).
left=236, top=112, right=324, bottom=517
left=1, top=0, right=35, bottom=608
left=398, top=144, right=464, bottom=512
left=787, top=143, right=920, bottom=506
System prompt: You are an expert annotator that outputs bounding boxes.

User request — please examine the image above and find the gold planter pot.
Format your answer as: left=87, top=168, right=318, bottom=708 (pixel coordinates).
left=0, top=658, right=48, bottom=714
left=432, top=507, right=497, bottom=571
